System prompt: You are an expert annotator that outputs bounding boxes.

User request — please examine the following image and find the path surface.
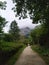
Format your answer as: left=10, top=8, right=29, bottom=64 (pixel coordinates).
left=14, top=46, right=46, bottom=65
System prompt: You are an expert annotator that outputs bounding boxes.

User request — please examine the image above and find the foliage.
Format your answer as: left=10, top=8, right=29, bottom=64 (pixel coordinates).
left=30, top=24, right=49, bottom=46
left=0, top=42, right=24, bottom=65
left=0, top=0, right=7, bottom=42
left=0, top=16, right=7, bottom=47
left=0, top=1, right=6, bottom=10
left=0, top=1, right=7, bottom=33
left=9, top=20, right=20, bottom=42
left=4, top=45, right=26, bottom=65
left=0, top=16, right=7, bottom=33
left=12, top=0, right=49, bottom=23
left=31, top=45, right=49, bottom=65
left=3, top=33, right=13, bottom=42
left=12, top=0, right=49, bottom=46
left=31, top=25, right=42, bottom=44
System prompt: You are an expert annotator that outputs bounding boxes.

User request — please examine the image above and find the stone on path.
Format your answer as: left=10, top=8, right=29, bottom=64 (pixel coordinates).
left=14, top=46, right=46, bottom=65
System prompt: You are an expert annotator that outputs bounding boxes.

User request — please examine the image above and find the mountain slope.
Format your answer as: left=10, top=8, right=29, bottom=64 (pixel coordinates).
left=19, top=27, right=31, bottom=36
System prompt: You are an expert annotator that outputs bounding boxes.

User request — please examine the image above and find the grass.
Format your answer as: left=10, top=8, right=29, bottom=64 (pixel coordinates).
left=1, top=42, right=24, bottom=52
left=31, top=44, right=49, bottom=65
left=0, top=41, right=26, bottom=65
left=4, top=45, right=26, bottom=65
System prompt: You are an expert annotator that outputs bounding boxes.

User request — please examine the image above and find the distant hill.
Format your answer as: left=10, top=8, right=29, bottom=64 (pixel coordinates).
left=19, top=27, right=31, bottom=36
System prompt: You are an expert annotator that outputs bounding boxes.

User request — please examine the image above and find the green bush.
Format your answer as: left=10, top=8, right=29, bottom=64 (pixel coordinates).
left=0, top=42, right=24, bottom=65
left=32, top=45, right=49, bottom=65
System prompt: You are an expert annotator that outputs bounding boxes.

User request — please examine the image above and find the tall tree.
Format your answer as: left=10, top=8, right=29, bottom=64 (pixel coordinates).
left=0, top=1, right=7, bottom=33
left=0, top=16, right=7, bottom=33
left=12, top=0, right=49, bottom=23
left=0, top=16, right=7, bottom=45
left=0, top=1, right=7, bottom=48
left=9, top=20, right=20, bottom=42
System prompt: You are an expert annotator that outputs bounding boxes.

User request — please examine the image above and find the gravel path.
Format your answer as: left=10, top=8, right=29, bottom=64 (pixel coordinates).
left=14, top=46, right=46, bottom=65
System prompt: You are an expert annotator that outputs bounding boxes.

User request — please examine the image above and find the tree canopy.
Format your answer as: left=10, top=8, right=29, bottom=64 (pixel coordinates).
left=0, top=16, right=7, bottom=33
left=9, top=20, right=20, bottom=42
left=0, top=1, right=7, bottom=33
left=0, top=1, right=6, bottom=10
left=12, top=0, right=49, bottom=24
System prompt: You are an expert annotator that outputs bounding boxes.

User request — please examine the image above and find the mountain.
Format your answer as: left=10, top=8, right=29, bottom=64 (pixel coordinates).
left=19, top=27, right=31, bottom=36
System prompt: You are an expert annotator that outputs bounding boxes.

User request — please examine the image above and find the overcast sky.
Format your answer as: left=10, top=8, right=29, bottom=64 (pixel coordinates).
left=0, top=0, right=40, bottom=33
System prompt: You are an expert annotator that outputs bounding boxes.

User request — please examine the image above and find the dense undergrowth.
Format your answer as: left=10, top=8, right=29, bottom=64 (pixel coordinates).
left=0, top=42, right=25, bottom=65
left=31, top=45, right=49, bottom=65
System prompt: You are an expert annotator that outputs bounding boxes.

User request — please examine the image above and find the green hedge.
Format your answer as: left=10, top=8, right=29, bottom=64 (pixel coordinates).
left=31, top=45, right=49, bottom=65
left=0, top=42, right=24, bottom=65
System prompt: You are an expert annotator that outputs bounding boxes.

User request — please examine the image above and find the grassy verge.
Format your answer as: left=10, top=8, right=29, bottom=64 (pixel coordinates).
left=0, top=42, right=26, bottom=65
left=4, top=45, right=26, bottom=65
left=31, top=45, right=49, bottom=65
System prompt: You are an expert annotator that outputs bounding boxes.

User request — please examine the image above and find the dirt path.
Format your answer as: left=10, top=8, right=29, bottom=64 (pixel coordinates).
left=14, top=46, right=46, bottom=65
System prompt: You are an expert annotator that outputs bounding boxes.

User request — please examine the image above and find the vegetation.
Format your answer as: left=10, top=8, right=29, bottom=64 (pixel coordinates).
left=0, top=0, right=49, bottom=65
left=30, top=24, right=49, bottom=65
left=0, top=18, right=25, bottom=65
left=9, top=20, right=20, bottom=42
left=0, top=17, right=7, bottom=50
left=31, top=45, right=49, bottom=65
left=0, top=1, right=6, bottom=10
left=30, top=24, right=49, bottom=47
left=12, top=0, right=49, bottom=23
left=0, top=1, right=7, bottom=50
left=12, top=0, right=49, bottom=46
left=4, top=44, right=26, bottom=65
left=0, top=42, right=25, bottom=65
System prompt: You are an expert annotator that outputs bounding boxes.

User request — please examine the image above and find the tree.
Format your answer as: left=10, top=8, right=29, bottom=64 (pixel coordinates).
left=0, top=16, right=7, bottom=49
left=12, top=0, right=49, bottom=47
left=0, top=1, right=7, bottom=49
left=9, top=20, right=20, bottom=42
left=0, top=16, right=7, bottom=33
left=4, top=33, right=13, bottom=42
left=12, top=0, right=49, bottom=23
left=0, top=1, right=7, bottom=33
left=0, top=16, right=7, bottom=42
left=0, top=1, right=6, bottom=10
left=30, top=24, right=49, bottom=46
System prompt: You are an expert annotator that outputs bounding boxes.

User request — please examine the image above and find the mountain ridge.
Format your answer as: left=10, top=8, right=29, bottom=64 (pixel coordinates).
left=19, top=27, right=31, bottom=36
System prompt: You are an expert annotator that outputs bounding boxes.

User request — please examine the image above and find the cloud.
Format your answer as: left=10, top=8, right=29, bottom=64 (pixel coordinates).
left=0, top=0, right=5, bottom=2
